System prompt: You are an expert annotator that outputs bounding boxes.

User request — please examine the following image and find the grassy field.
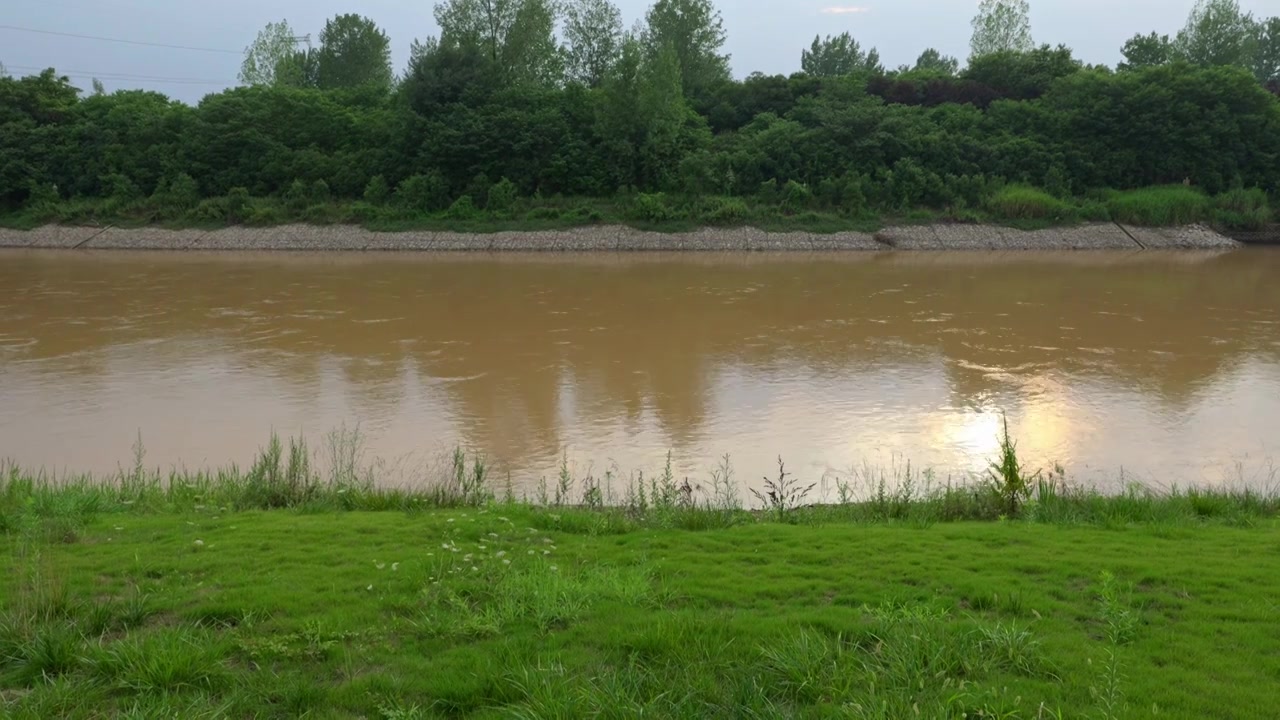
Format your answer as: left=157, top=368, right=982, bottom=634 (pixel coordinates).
left=2, top=439, right=1279, bottom=719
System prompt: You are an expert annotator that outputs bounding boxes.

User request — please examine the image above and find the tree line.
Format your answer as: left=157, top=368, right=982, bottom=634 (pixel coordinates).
left=1, top=0, right=1277, bottom=228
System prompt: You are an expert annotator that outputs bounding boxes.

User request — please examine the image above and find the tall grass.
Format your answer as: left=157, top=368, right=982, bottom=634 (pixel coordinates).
left=1, top=428, right=1277, bottom=531
left=985, top=185, right=1077, bottom=220
left=1106, top=186, right=1210, bottom=226
left=1212, top=187, right=1272, bottom=230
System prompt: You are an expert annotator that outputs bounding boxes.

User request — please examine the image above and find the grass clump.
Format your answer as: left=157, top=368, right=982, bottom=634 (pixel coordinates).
left=986, top=185, right=1078, bottom=221
left=1212, top=187, right=1272, bottom=230
left=1107, top=186, right=1211, bottom=226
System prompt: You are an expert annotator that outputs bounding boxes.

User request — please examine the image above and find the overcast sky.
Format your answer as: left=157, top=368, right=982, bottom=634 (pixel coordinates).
left=2, top=0, right=1275, bottom=103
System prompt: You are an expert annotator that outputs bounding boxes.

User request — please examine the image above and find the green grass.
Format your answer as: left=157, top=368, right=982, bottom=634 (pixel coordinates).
left=4, top=186, right=1270, bottom=236
left=2, top=504, right=1278, bottom=718
left=2, top=428, right=1280, bottom=718
left=985, top=185, right=1079, bottom=221
left=1105, top=186, right=1213, bottom=226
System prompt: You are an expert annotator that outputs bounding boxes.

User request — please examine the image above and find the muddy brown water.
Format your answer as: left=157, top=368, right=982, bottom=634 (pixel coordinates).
left=2, top=249, right=1279, bottom=495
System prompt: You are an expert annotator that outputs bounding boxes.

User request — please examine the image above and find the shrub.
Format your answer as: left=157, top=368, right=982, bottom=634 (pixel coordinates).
left=309, top=179, right=331, bottom=204
left=363, top=175, right=390, bottom=205
left=632, top=192, right=673, bottom=223
left=527, top=207, right=562, bottom=221
left=245, top=205, right=285, bottom=226
left=100, top=173, right=142, bottom=203
left=226, top=187, right=251, bottom=223
left=488, top=177, right=518, bottom=213
left=283, top=179, right=310, bottom=211
left=699, top=196, right=750, bottom=225
left=26, top=181, right=60, bottom=209
left=151, top=173, right=200, bottom=211
left=1212, top=187, right=1271, bottom=230
left=781, top=180, right=814, bottom=213
left=395, top=172, right=451, bottom=212
left=986, top=185, right=1075, bottom=220
left=189, top=197, right=229, bottom=222
left=466, top=173, right=492, bottom=208
left=445, top=195, right=478, bottom=220
left=1106, top=186, right=1210, bottom=226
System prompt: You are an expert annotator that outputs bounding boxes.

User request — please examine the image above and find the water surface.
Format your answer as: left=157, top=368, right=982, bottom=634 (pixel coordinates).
left=2, top=249, right=1278, bottom=492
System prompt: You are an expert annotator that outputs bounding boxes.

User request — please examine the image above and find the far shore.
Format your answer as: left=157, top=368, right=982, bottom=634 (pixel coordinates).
left=0, top=221, right=1260, bottom=252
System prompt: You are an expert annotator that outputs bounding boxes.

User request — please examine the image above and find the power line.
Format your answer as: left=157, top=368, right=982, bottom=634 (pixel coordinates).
left=6, top=63, right=235, bottom=85
left=0, top=24, right=240, bottom=55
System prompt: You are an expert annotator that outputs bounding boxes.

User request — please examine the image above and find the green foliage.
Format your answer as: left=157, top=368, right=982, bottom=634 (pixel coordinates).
left=780, top=180, right=813, bottom=213
left=315, top=14, right=393, bottom=90
left=445, top=194, right=479, bottom=220
left=395, top=173, right=451, bottom=212
left=151, top=173, right=200, bottom=211
left=987, top=185, right=1075, bottom=220
left=1212, top=186, right=1272, bottom=228
left=487, top=177, right=519, bottom=212
left=1107, top=186, right=1212, bottom=226
left=363, top=175, right=390, bottom=205
left=697, top=196, right=749, bottom=225
left=225, top=187, right=251, bottom=223
left=801, top=32, right=882, bottom=77
left=970, top=0, right=1034, bottom=58
left=631, top=192, right=674, bottom=223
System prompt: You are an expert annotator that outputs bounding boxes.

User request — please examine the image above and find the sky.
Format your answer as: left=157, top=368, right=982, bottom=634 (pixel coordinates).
left=2, top=0, right=1276, bottom=103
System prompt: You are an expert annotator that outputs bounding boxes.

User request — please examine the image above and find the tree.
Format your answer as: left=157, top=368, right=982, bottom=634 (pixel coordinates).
left=239, top=20, right=301, bottom=86
left=432, top=0, right=563, bottom=87
left=643, top=0, right=730, bottom=98
left=1253, top=17, right=1280, bottom=82
left=1119, top=32, right=1174, bottom=71
left=970, top=0, right=1033, bottom=58
left=800, top=33, right=882, bottom=77
left=1174, top=0, right=1256, bottom=68
left=277, top=48, right=321, bottom=89
left=913, top=48, right=959, bottom=75
left=563, top=0, right=624, bottom=86
left=963, top=44, right=1080, bottom=100
left=91, top=78, right=106, bottom=96
left=402, top=37, right=501, bottom=112
left=316, top=14, right=393, bottom=90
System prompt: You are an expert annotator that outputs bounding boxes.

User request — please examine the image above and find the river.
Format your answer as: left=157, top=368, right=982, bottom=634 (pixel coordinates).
left=2, top=249, right=1278, bottom=495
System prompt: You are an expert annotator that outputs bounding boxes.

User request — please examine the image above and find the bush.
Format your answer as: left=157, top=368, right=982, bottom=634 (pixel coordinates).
left=1212, top=187, right=1271, bottom=230
left=226, top=187, right=251, bottom=223
left=632, top=192, right=674, bottom=223
left=283, top=179, right=310, bottom=211
left=986, top=185, right=1075, bottom=220
left=151, top=173, right=200, bottom=211
left=309, top=179, right=331, bottom=204
left=526, top=207, right=562, bottom=220
left=699, top=196, right=750, bottom=225
left=488, top=177, right=518, bottom=213
left=395, top=173, right=451, bottom=212
left=781, top=180, right=814, bottom=214
left=190, top=197, right=229, bottom=222
left=363, top=175, right=390, bottom=205
left=246, top=205, right=285, bottom=226
left=445, top=195, right=478, bottom=220
left=101, top=173, right=142, bottom=203
left=1106, top=186, right=1210, bottom=226
left=26, top=181, right=60, bottom=209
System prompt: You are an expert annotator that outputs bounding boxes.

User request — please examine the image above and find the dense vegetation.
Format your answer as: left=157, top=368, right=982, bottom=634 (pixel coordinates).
left=2, top=431, right=1279, bottom=718
left=2, top=0, right=1279, bottom=231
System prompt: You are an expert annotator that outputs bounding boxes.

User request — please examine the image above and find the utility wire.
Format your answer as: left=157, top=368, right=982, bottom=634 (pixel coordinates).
left=0, top=24, right=240, bottom=55
left=7, top=63, right=235, bottom=85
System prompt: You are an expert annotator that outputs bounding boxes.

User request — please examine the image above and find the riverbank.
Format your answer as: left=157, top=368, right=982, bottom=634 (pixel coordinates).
left=3, top=470, right=1278, bottom=718
left=0, top=221, right=1247, bottom=251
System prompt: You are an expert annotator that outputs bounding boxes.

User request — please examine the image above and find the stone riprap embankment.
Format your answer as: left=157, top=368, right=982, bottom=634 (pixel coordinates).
left=0, top=223, right=1243, bottom=251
